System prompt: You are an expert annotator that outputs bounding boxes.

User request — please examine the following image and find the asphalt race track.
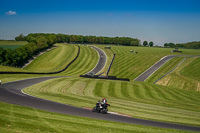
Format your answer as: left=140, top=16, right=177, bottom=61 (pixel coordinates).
left=89, top=46, right=107, bottom=74
left=1, top=47, right=200, bottom=132
left=134, top=55, right=177, bottom=81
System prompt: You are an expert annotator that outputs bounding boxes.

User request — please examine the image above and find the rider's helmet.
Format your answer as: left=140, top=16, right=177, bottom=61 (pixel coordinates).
left=102, top=98, right=107, bottom=103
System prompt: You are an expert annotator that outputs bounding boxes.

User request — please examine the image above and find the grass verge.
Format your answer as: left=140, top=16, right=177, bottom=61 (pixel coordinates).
left=0, top=101, right=195, bottom=133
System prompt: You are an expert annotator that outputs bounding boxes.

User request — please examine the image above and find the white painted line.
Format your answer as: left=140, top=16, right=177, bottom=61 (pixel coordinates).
left=21, top=89, right=38, bottom=98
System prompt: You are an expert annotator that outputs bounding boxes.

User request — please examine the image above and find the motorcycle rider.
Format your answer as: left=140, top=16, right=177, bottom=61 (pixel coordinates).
left=92, top=98, right=109, bottom=113
left=101, top=98, right=107, bottom=106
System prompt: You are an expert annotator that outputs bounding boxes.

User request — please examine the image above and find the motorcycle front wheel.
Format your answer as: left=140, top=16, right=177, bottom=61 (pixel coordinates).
left=102, top=108, right=108, bottom=114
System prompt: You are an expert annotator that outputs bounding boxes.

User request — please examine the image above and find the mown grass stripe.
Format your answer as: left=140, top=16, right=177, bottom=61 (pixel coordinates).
left=108, top=82, right=116, bottom=97
left=121, top=82, right=130, bottom=98
left=60, top=45, right=98, bottom=76
left=94, top=82, right=103, bottom=97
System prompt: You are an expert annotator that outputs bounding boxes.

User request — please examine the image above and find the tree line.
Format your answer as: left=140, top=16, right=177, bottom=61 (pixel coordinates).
left=142, top=41, right=154, bottom=47
left=1, top=33, right=140, bottom=67
left=0, top=34, right=55, bottom=67
left=20, top=33, right=141, bottom=46
left=164, top=41, right=200, bottom=49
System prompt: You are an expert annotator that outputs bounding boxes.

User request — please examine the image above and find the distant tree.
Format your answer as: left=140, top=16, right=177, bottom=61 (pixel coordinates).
left=149, top=41, right=154, bottom=47
left=168, top=43, right=175, bottom=48
left=15, top=34, right=25, bottom=41
left=143, top=41, right=148, bottom=46
left=164, top=43, right=169, bottom=47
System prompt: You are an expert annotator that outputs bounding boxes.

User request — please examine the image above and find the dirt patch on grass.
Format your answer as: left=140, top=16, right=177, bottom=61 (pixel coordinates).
left=156, top=76, right=171, bottom=86
left=197, top=83, right=200, bottom=92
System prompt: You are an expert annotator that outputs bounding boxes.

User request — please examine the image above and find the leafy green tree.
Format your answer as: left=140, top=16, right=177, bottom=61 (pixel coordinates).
left=15, top=34, right=25, bottom=41
left=36, top=36, right=48, bottom=49
left=149, top=41, right=154, bottom=47
left=168, top=43, right=175, bottom=48
left=143, top=41, right=148, bottom=46
left=164, top=43, right=169, bottom=47
left=0, top=48, right=5, bottom=63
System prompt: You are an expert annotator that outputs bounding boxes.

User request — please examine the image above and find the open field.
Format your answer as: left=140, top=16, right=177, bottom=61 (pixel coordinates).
left=24, top=77, right=200, bottom=126
left=0, top=41, right=27, bottom=49
left=156, top=57, right=200, bottom=91
left=98, top=46, right=200, bottom=80
left=0, top=102, right=191, bottom=133
left=0, top=40, right=28, bottom=45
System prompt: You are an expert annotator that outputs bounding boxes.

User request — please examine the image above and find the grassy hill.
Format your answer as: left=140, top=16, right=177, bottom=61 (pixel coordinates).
left=0, top=44, right=78, bottom=73
left=155, top=57, right=200, bottom=91
left=57, top=44, right=98, bottom=76
left=24, top=77, right=200, bottom=126
left=96, top=46, right=200, bottom=80
left=24, top=44, right=78, bottom=73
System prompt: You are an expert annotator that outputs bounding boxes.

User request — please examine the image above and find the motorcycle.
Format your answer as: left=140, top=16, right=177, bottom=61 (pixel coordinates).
left=92, top=101, right=110, bottom=114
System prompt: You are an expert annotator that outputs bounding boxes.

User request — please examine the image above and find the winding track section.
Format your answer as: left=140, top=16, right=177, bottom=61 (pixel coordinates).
left=1, top=48, right=200, bottom=131
left=134, top=55, right=177, bottom=81
left=89, top=46, right=107, bottom=74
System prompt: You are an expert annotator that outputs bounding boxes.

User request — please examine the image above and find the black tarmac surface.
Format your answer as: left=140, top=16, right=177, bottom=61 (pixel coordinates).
left=134, top=55, right=177, bottom=81
left=89, top=46, right=107, bottom=74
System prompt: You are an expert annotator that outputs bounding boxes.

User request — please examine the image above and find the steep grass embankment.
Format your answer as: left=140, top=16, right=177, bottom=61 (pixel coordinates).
left=156, top=57, right=200, bottom=91
left=24, top=44, right=77, bottom=72
left=24, top=77, right=200, bottom=127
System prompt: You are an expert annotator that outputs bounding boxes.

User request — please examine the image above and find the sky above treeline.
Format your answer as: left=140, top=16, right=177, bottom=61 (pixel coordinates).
left=0, top=0, right=200, bottom=45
